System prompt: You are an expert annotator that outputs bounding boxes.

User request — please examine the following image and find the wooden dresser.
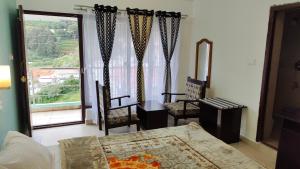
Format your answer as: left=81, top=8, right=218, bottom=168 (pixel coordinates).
left=276, top=108, right=300, bottom=169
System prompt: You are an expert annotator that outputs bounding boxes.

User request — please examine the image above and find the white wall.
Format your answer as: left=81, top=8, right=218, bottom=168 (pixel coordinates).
left=188, top=0, right=300, bottom=141
left=17, top=0, right=300, bottom=141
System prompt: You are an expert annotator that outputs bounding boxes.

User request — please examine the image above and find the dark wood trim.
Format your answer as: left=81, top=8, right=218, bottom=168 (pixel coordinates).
left=24, top=10, right=81, bottom=18
left=20, top=10, right=86, bottom=129
left=270, top=2, right=300, bottom=11
left=33, top=121, right=84, bottom=130
left=256, top=7, right=276, bottom=142
left=78, top=14, right=86, bottom=124
left=95, top=81, right=102, bottom=130
left=194, top=38, right=213, bottom=88
left=16, top=5, right=32, bottom=137
left=256, top=2, right=300, bottom=142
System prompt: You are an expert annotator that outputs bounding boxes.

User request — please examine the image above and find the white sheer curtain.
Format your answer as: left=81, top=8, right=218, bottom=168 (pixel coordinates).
left=83, top=12, right=180, bottom=124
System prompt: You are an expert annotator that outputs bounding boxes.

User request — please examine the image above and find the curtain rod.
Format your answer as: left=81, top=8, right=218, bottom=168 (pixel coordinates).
left=73, top=4, right=188, bottom=18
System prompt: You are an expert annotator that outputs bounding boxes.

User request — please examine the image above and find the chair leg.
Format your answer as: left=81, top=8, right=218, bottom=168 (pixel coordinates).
left=105, top=128, right=109, bottom=136
left=128, top=106, right=132, bottom=127
left=99, top=120, right=102, bottom=130
left=137, top=122, right=140, bottom=131
left=174, top=118, right=178, bottom=126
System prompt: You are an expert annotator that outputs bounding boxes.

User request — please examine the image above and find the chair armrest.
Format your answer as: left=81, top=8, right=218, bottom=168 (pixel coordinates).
left=111, top=95, right=130, bottom=106
left=176, top=99, right=200, bottom=103
left=109, top=102, right=139, bottom=111
left=161, top=92, right=185, bottom=96
left=110, top=95, right=130, bottom=100
left=176, top=99, right=200, bottom=116
left=162, top=93, right=186, bottom=103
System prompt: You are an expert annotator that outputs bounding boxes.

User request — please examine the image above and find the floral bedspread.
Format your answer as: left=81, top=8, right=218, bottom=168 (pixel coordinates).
left=59, top=122, right=265, bottom=169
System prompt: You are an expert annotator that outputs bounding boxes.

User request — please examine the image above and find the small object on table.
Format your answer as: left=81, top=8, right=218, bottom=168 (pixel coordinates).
left=137, top=100, right=169, bottom=130
left=199, top=97, right=246, bottom=144
left=275, top=108, right=300, bottom=169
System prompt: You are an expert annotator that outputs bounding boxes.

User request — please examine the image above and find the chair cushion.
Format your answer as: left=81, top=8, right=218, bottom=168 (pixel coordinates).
left=185, top=81, right=203, bottom=100
left=165, top=102, right=200, bottom=116
left=107, top=108, right=139, bottom=125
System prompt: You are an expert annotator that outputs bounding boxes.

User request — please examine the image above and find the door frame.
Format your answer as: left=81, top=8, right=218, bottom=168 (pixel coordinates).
left=17, top=5, right=32, bottom=136
left=22, top=10, right=86, bottom=129
left=257, top=2, right=300, bottom=142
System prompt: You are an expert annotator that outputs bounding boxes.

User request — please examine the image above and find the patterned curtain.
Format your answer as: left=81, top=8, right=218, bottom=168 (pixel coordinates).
left=156, top=11, right=181, bottom=103
left=94, top=4, right=118, bottom=103
left=127, top=8, right=154, bottom=102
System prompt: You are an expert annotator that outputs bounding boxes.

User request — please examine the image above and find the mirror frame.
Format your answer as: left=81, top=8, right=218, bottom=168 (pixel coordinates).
left=195, top=38, right=213, bottom=88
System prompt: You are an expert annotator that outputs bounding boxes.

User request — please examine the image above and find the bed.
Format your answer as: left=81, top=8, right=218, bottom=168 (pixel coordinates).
left=59, top=122, right=265, bottom=169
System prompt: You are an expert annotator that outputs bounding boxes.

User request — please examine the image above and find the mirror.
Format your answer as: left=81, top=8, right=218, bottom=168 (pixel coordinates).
left=195, top=38, right=213, bottom=88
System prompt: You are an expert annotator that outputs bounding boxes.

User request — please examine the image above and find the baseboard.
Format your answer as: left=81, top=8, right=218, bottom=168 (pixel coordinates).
left=85, top=119, right=95, bottom=125
left=240, top=135, right=260, bottom=147
left=240, top=135, right=278, bottom=152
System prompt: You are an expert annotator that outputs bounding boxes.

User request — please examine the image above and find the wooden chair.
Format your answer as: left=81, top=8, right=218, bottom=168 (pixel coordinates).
left=162, top=77, right=206, bottom=126
left=96, top=81, right=140, bottom=135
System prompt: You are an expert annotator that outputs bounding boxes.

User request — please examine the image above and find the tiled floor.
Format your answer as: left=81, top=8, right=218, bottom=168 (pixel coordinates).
left=231, top=139, right=277, bottom=169
left=33, top=116, right=277, bottom=169
left=31, top=109, right=82, bottom=126
left=32, top=124, right=138, bottom=146
left=32, top=116, right=198, bottom=146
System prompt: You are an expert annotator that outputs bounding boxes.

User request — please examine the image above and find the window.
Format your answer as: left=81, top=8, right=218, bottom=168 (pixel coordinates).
left=83, top=13, right=180, bottom=123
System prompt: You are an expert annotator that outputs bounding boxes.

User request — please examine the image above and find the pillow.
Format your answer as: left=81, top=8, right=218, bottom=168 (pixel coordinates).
left=0, top=131, right=54, bottom=169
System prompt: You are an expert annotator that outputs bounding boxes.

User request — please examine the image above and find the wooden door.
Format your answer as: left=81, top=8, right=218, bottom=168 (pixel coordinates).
left=16, top=5, right=32, bottom=136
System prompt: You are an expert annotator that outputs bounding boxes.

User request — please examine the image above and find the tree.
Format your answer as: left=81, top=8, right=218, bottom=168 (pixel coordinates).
left=34, top=76, right=80, bottom=104
left=26, top=26, right=61, bottom=58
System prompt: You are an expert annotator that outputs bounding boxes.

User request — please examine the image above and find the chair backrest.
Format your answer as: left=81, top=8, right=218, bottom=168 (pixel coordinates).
left=95, top=81, right=111, bottom=120
left=185, top=77, right=206, bottom=100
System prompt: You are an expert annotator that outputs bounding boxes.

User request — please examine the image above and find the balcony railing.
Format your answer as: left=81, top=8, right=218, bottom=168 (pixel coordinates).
left=28, top=67, right=81, bottom=112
